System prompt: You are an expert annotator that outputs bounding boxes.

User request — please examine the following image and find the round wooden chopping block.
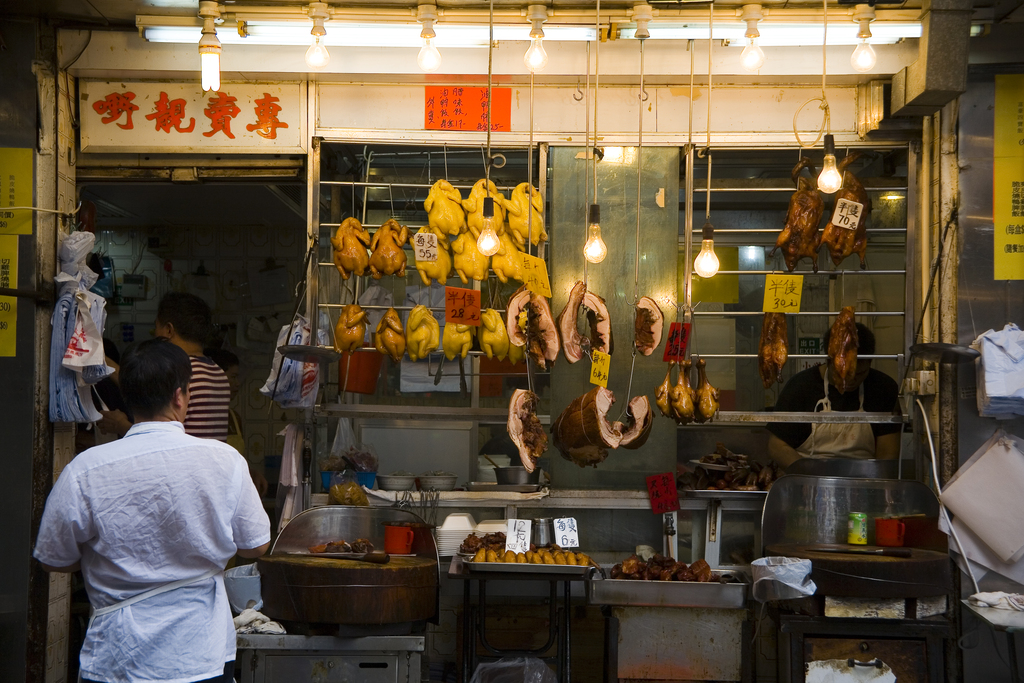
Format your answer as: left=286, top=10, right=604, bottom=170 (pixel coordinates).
left=258, top=555, right=437, bottom=625
left=765, top=543, right=953, bottom=598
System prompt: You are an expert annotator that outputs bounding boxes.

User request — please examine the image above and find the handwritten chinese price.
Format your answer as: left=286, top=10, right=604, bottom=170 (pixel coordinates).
left=445, top=286, right=481, bottom=326
left=662, top=322, right=691, bottom=363
left=520, top=254, right=551, bottom=297
left=554, top=518, right=580, bottom=548
left=424, top=86, right=511, bottom=132
left=505, top=519, right=532, bottom=555
left=589, top=350, right=611, bottom=388
left=831, top=198, right=864, bottom=231
left=645, top=473, right=680, bottom=515
left=413, top=232, right=439, bottom=263
left=762, top=274, right=804, bottom=313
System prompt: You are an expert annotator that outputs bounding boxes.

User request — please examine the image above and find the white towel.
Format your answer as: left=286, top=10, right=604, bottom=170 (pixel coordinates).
left=277, top=424, right=304, bottom=532
left=233, top=608, right=286, bottom=634
left=968, top=592, right=1024, bottom=611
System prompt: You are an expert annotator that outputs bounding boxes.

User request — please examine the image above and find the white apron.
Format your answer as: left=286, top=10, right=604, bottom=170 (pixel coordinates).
left=797, top=369, right=875, bottom=460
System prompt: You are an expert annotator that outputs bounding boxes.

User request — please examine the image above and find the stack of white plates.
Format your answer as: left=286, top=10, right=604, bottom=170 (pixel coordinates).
left=436, top=512, right=476, bottom=556
left=475, top=519, right=509, bottom=535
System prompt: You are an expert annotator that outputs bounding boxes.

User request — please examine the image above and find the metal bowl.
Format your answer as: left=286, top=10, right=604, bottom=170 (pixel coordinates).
left=494, top=466, right=540, bottom=485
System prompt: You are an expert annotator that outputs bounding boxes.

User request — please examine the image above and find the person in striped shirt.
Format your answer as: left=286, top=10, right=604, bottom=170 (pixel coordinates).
left=154, top=292, right=230, bottom=442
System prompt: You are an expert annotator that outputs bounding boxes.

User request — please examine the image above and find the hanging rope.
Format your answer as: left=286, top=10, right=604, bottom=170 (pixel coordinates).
left=582, top=41, right=591, bottom=289
left=527, top=70, right=535, bottom=258
left=631, top=37, right=646, bottom=308
left=794, top=0, right=832, bottom=147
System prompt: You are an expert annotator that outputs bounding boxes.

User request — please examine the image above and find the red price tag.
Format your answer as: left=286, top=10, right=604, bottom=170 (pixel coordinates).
left=445, top=286, right=481, bottom=326
left=662, top=322, right=691, bottom=363
left=645, top=473, right=680, bottom=515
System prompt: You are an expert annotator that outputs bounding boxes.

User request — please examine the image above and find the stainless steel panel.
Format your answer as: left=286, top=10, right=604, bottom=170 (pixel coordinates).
left=464, top=561, right=594, bottom=576
left=265, top=655, right=400, bottom=683
left=589, top=578, right=748, bottom=609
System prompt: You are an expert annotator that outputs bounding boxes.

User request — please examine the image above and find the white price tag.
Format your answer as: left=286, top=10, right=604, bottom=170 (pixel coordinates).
left=505, top=519, right=531, bottom=555
left=830, top=198, right=864, bottom=231
left=413, top=232, right=439, bottom=262
left=554, top=517, right=580, bottom=548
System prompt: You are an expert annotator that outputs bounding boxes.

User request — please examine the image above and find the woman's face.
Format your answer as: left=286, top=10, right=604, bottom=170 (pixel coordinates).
left=224, top=364, right=241, bottom=399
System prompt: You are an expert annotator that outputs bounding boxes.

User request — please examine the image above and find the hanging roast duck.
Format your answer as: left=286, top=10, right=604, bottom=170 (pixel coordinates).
left=669, top=359, right=697, bottom=425
left=770, top=157, right=824, bottom=272
left=828, top=306, right=859, bottom=393
left=818, top=153, right=870, bottom=269
left=694, top=359, right=720, bottom=423
left=656, top=365, right=674, bottom=419
left=758, top=312, right=788, bottom=388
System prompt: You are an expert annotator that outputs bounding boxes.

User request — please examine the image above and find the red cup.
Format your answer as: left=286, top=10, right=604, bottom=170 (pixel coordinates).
left=384, top=525, right=414, bottom=555
left=875, top=518, right=906, bottom=547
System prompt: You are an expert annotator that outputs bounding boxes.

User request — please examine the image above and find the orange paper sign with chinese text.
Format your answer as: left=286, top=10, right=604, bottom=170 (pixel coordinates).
left=445, top=286, right=481, bottom=326
left=425, top=86, right=511, bottom=132
left=763, top=274, right=804, bottom=313
left=646, top=473, right=680, bottom=515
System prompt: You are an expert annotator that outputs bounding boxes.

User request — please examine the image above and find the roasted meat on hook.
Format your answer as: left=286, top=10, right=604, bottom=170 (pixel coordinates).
left=818, top=153, right=870, bottom=269
left=770, top=157, right=824, bottom=272
left=333, top=304, right=367, bottom=354
left=424, top=179, right=466, bottom=237
left=506, top=285, right=559, bottom=370
left=758, top=312, right=788, bottom=388
left=694, top=359, right=720, bottom=423
left=330, top=217, right=371, bottom=280
left=551, top=386, right=623, bottom=468
left=655, top=366, right=674, bottom=419
left=634, top=297, right=665, bottom=356
left=556, top=280, right=613, bottom=364
left=508, top=389, right=547, bottom=472
left=373, top=308, right=406, bottom=362
left=614, top=396, right=654, bottom=450
left=669, top=359, right=697, bottom=425
left=828, top=306, right=859, bottom=394
left=369, top=219, right=409, bottom=279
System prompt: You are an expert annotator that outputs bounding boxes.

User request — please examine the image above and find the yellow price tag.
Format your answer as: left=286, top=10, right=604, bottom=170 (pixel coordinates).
left=589, top=350, right=610, bottom=388
left=762, top=274, right=803, bottom=313
left=521, top=254, right=551, bottom=298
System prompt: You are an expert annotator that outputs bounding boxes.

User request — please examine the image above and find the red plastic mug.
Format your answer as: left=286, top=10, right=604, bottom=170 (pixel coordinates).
left=875, top=518, right=906, bottom=547
left=384, top=525, right=414, bottom=555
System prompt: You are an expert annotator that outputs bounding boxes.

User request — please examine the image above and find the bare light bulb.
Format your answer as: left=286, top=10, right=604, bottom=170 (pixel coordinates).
left=816, top=135, right=843, bottom=194
left=524, top=37, right=548, bottom=72
left=740, top=38, right=765, bottom=71
left=850, top=40, right=876, bottom=72
left=199, top=45, right=221, bottom=92
left=305, top=34, right=330, bottom=69
left=693, top=222, right=719, bottom=278
left=477, top=197, right=500, bottom=256
left=418, top=37, right=442, bottom=72
left=583, top=204, right=608, bottom=264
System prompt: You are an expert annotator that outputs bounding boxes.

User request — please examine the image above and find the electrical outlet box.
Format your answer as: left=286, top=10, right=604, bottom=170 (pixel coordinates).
left=910, top=370, right=937, bottom=396
left=119, top=273, right=147, bottom=299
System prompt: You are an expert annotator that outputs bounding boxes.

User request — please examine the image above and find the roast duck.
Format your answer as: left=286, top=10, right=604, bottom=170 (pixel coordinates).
left=634, top=297, right=665, bottom=356
left=405, top=305, right=440, bottom=362
left=508, top=389, right=547, bottom=472
left=507, top=285, right=560, bottom=370
left=694, top=359, right=720, bottom=423
left=758, top=312, right=788, bottom=388
left=374, top=308, right=406, bottom=362
left=655, top=365, right=674, bottom=419
left=505, top=183, right=547, bottom=247
left=491, top=231, right=523, bottom=284
left=668, top=360, right=697, bottom=424
left=415, top=226, right=453, bottom=286
left=369, top=219, right=409, bottom=279
left=330, top=217, right=371, bottom=279
left=333, top=304, right=367, bottom=354
left=424, top=179, right=467, bottom=238
left=442, top=321, right=475, bottom=361
left=819, top=153, right=870, bottom=269
left=451, top=232, right=490, bottom=283
left=479, top=308, right=510, bottom=361
left=556, top=281, right=612, bottom=364
left=611, top=554, right=714, bottom=583
left=462, top=179, right=506, bottom=239
left=770, top=157, right=824, bottom=272
left=829, top=306, right=859, bottom=394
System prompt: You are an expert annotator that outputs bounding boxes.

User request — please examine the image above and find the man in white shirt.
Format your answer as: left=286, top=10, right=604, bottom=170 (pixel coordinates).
left=35, top=338, right=271, bottom=683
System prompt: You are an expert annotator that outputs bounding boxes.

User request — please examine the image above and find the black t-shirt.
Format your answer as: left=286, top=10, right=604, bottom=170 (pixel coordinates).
left=767, top=365, right=901, bottom=449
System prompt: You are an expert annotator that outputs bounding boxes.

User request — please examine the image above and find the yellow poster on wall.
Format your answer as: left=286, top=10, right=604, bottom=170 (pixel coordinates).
left=993, top=74, right=1024, bottom=280
left=0, top=235, right=19, bottom=356
left=0, top=148, right=34, bottom=235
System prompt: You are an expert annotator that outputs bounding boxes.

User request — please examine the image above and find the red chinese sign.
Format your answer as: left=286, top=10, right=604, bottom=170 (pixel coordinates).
left=445, top=286, right=481, bottom=326
left=662, top=322, right=691, bottom=363
left=424, top=86, right=511, bottom=132
left=92, top=92, right=139, bottom=130
left=645, top=473, right=680, bottom=515
left=246, top=93, right=289, bottom=140
left=203, top=92, right=241, bottom=139
left=144, top=92, right=195, bottom=133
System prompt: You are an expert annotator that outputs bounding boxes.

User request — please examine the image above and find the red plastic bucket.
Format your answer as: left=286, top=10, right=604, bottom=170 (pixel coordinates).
left=338, top=344, right=383, bottom=394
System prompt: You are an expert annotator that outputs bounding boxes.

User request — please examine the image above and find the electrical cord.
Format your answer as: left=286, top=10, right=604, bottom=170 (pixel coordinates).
left=793, top=0, right=831, bottom=148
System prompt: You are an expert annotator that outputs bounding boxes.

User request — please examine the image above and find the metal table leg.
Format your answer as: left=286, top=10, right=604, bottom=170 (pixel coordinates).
left=462, top=578, right=472, bottom=682
left=563, top=580, right=572, bottom=683
left=1009, top=632, right=1020, bottom=683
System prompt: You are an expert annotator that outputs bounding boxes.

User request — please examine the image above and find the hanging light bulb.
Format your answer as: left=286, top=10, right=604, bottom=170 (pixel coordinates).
left=304, top=3, right=330, bottom=69
left=739, top=5, right=765, bottom=72
left=850, top=5, right=877, bottom=73
left=817, top=134, right=844, bottom=194
left=477, top=197, right=501, bottom=257
left=197, top=2, right=221, bottom=92
left=417, top=5, right=442, bottom=72
left=584, top=204, right=608, bottom=264
left=524, top=5, right=549, bottom=73
left=693, top=221, right=720, bottom=278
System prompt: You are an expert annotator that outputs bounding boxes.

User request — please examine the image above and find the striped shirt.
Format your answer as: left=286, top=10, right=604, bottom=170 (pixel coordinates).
left=185, top=356, right=230, bottom=441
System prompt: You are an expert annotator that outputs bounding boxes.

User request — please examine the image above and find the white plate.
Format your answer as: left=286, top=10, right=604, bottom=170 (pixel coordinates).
left=439, top=513, right=477, bottom=530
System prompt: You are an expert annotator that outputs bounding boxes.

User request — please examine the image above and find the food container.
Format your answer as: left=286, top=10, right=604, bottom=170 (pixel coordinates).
left=376, top=474, right=417, bottom=491
left=532, top=518, right=554, bottom=546
left=419, top=475, right=458, bottom=491
left=494, top=466, right=540, bottom=485
left=478, top=454, right=511, bottom=483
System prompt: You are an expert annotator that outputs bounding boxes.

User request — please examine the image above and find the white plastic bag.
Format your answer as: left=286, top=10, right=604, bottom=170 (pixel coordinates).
left=62, top=291, right=105, bottom=370
left=224, top=563, right=263, bottom=613
left=259, top=316, right=321, bottom=409
left=469, top=658, right=558, bottom=683
left=751, top=556, right=817, bottom=602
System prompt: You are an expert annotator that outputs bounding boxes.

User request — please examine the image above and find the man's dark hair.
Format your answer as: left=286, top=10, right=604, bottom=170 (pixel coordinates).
left=120, top=338, right=192, bottom=419
left=205, top=347, right=240, bottom=372
left=157, top=292, right=214, bottom=344
left=823, top=322, right=876, bottom=356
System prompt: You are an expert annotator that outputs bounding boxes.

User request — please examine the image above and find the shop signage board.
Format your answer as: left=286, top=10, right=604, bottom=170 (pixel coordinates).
left=993, top=74, right=1024, bottom=280
left=0, top=235, right=18, bottom=356
left=80, top=82, right=305, bottom=153
left=424, top=86, right=511, bottom=132
left=0, top=149, right=33, bottom=235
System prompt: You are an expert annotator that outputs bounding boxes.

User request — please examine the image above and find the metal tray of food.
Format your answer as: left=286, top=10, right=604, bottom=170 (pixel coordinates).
left=681, top=489, right=768, bottom=500
left=466, top=483, right=543, bottom=493
left=466, top=561, right=595, bottom=576
left=588, top=576, right=748, bottom=608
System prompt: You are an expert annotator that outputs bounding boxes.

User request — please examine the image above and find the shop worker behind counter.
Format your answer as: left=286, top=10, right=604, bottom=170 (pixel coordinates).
left=34, top=338, right=271, bottom=683
left=767, top=323, right=901, bottom=469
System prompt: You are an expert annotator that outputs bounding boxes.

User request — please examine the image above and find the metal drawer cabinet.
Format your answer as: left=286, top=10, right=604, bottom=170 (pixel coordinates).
left=237, top=634, right=423, bottom=683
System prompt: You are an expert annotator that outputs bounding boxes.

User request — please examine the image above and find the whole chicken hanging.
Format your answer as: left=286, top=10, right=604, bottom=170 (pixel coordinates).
left=462, top=179, right=506, bottom=239
left=333, top=304, right=367, bottom=354
left=442, top=321, right=475, bottom=361
left=655, top=365, right=674, bottom=419
left=818, top=153, right=871, bottom=269
left=451, top=232, right=490, bottom=283
left=770, top=157, right=824, bottom=272
left=669, top=359, right=697, bottom=425
left=369, top=219, right=409, bottom=279
left=424, top=179, right=467, bottom=238
left=758, top=312, right=788, bottom=388
left=479, top=309, right=510, bottom=360
left=491, top=231, right=523, bottom=284
left=414, top=226, right=453, bottom=287
left=330, top=217, right=371, bottom=280
left=405, top=305, right=440, bottom=362
left=506, top=337, right=526, bottom=365
left=828, top=306, right=859, bottom=394
left=694, top=359, right=720, bottom=423
left=505, top=182, right=547, bottom=247
left=374, top=308, right=406, bottom=362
